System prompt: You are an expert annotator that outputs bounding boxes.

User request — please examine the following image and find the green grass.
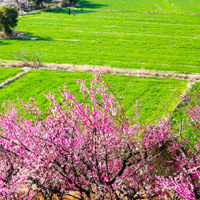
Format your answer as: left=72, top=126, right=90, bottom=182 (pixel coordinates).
left=0, top=69, right=188, bottom=122
left=0, top=67, right=23, bottom=84
left=0, top=8, right=200, bottom=73
left=78, top=0, right=200, bottom=13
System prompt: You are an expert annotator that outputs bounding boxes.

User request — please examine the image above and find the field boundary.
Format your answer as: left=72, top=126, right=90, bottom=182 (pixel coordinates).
left=1, top=61, right=200, bottom=81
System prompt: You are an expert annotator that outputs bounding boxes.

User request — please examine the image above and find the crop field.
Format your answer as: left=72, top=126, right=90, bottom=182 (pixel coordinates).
left=0, top=67, right=23, bottom=84
left=78, top=0, right=200, bottom=13
left=0, top=0, right=200, bottom=73
left=0, top=69, right=188, bottom=122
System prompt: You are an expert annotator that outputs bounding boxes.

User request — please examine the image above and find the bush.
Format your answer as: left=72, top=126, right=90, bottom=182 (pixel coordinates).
left=0, top=5, right=18, bottom=35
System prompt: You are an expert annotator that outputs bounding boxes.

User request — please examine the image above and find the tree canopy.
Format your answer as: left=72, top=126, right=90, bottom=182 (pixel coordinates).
left=0, top=5, right=18, bottom=35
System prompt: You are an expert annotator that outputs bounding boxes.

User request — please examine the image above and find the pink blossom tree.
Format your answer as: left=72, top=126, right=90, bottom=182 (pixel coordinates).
left=156, top=89, right=200, bottom=200
left=0, top=71, right=199, bottom=199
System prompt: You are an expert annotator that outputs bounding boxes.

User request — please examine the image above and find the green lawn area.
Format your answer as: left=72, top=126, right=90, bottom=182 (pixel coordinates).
left=0, top=67, right=23, bottom=84
left=78, top=0, right=200, bottom=13
left=0, top=69, right=188, bottom=122
left=0, top=2, right=200, bottom=73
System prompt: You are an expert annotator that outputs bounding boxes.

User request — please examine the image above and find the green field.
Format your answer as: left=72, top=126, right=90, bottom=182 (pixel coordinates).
left=0, top=0, right=200, bottom=73
left=0, top=67, right=23, bottom=84
left=77, top=0, right=200, bottom=13
left=0, top=69, right=188, bottom=122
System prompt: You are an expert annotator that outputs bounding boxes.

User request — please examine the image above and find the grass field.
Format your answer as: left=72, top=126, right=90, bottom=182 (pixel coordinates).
left=0, top=69, right=188, bottom=122
left=0, top=67, right=23, bottom=84
left=77, top=0, right=200, bottom=13
left=0, top=0, right=200, bottom=73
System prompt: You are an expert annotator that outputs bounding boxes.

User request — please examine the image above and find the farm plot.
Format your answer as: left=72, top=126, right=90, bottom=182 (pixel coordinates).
left=0, top=67, right=23, bottom=84
left=78, top=0, right=200, bottom=13
left=0, top=69, right=188, bottom=122
left=0, top=9, right=200, bottom=73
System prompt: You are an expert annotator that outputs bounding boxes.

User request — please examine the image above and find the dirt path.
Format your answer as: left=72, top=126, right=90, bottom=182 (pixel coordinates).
left=1, top=60, right=200, bottom=81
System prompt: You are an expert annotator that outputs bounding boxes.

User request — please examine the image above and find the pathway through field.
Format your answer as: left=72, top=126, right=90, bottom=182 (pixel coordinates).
left=1, top=60, right=200, bottom=81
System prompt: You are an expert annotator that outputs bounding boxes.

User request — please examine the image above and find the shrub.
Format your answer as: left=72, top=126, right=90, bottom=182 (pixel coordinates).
left=0, top=5, right=18, bottom=35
